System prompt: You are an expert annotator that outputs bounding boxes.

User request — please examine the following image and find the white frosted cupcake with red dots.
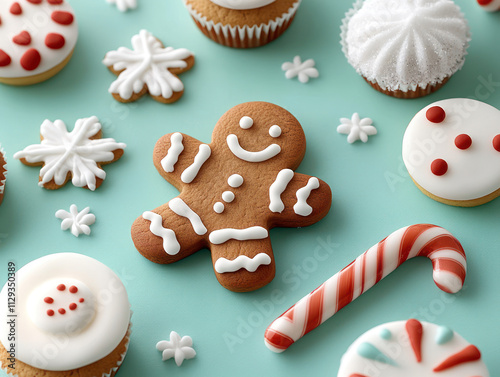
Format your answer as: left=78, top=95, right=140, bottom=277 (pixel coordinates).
left=477, top=0, right=500, bottom=11
left=403, top=98, right=500, bottom=207
left=0, top=0, right=78, bottom=86
left=0, top=253, right=131, bottom=376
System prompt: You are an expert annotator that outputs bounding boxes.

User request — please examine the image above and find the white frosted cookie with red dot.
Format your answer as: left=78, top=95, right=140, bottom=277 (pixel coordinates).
left=0, top=253, right=131, bottom=376
left=477, top=0, right=500, bottom=11
left=0, top=0, right=78, bottom=86
left=402, top=98, right=500, bottom=207
left=337, top=319, right=489, bottom=377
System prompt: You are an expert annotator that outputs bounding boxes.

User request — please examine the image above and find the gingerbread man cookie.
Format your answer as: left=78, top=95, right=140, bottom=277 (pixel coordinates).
left=131, top=102, right=332, bottom=292
left=403, top=98, right=500, bottom=207
left=0, top=0, right=78, bottom=85
left=103, top=29, right=194, bottom=104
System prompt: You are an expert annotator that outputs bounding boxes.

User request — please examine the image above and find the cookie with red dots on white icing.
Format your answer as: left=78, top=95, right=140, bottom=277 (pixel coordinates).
left=0, top=0, right=78, bottom=86
left=0, top=253, right=131, bottom=377
left=402, top=98, right=500, bottom=207
left=337, top=319, right=489, bottom=377
left=477, top=0, right=500, bottom=11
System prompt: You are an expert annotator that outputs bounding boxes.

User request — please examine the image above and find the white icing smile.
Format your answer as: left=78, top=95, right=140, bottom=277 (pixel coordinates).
left=226, top=134, right=281, bottom=162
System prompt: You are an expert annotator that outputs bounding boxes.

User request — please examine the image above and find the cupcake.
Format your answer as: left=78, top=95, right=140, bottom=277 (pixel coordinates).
left=0, top=0, right=78, bottom=86
left=183, top=0, right=301, bottom=48
left=341, top=0, right=470, bottom=99
left=0, top=146, right=6, bottom=206
left=0, top=253, right=131, bottom=377
left=477, top=0, right=500, bottom=11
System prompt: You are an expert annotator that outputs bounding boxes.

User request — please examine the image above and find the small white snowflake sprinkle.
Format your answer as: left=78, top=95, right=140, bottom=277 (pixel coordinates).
left=282, top=56, right=319, bottom=84
left=56, top=205, right=96, bottom=237
left=337, top=113, right=377, bottom=144
left=106, top=0, right=137, bottom=12
left=156, top=331, right=196, bottom=367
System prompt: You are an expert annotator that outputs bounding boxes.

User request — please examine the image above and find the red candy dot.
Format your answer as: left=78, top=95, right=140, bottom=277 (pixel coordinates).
left=493, top=135, right=500, bottom=152
left=27, top=0, right=42, bottom=3
left=426, top=106, right=446, bottom=123
left=79, top=298, right=85, bottom=303
left=0, top=50, right=12, bottom=67
left=57, top=284, right=66, bottom=291
left=47, top=310, right=55, bottom=317
left=13, top=31, right=32, bottom=46
left=10, top=2, right=22, bottom=15
left=455, top=134, right=472, bottom=150
left=44, top=297, right=54, bottom=304
left=69, top=285, right=78, bottom=294
left=45, top=33, right=65, bottom=49
left=51, top=11, right=74, bottom=25
left=478, top=0, right=493, bottom=4
left=69, top=303, right=77, bottom=310
left=58, top=308, right=66, bottom=315
left=20, top=48, right=41, bottom=71
left=48, top=0, right=64, bottom=3
left=431, top=159, right=448, bottom=176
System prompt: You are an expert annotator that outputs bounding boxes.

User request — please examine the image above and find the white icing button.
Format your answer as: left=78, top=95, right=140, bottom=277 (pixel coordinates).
left=27, top=278, right=96, bottom=335
left=269, top=125, right=282, bottom=138
left=228, top=174, right=244, bottom=188
left=239, top=116, right=254, bottom=129
left=214, top=202, right=225, bottom=214
left=222, top=191, right=235, bottom=203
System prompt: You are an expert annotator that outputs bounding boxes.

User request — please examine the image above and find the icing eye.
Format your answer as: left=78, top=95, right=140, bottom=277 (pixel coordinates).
left=431, top=159, right=448, bottom=176
left=426, top=106, right=446, bottom=123
left=493, top=135, right=500, bottom=152
left=239, top=116, right=253, bottom=129
left=269, top=125, right=282, bottom=138
left=455, top=134, right=472, bottom=150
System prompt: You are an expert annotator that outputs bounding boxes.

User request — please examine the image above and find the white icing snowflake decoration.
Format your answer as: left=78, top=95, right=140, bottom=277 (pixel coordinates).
left=282, top=56, right=319, bottom=83
left=102, top=29, right=194, bottom=101
left=156, top=331, right=196, bottom=367
left=13, top=117, right=126, bottom=191
left=337, top=113, right=377, bottom=143
left=56, top=205, right=96, bottom=237
left=106, top=0, right=137, bottom=12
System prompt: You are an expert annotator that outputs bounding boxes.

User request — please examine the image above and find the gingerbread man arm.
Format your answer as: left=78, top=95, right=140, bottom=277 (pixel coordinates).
left=153, top=132, right=210, bottom=190
left=209, top=232, right=275, bottom=292
left=267, top=171, right=332, bottom=228
left=131, top=198, right=209, bottom=264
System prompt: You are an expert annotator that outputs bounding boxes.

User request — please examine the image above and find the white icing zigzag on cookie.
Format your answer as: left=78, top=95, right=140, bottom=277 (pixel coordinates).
left=168, top=198, right=207, bottom=235
left=293, top=177, right=319, bottom=216
left=161, top=133, right=184, bottom=173
left=142, top=211, right=180, bottom=255
left=180, top=144, right=211, bottom=183
left=13, top=117, right=126, bottom=191
left=209, top=226, right=268, bottom=244
left=214, top=253, right=272, bottom=273
left=102, top=29, right=194, bottom=100
left=269, top=169, right=294, bottom=213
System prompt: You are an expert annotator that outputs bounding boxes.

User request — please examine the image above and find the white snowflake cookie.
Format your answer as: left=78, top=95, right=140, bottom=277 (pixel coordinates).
left=107, top=0, right=137, bottom=12
left=282, top=56, right=319, bottom=83
left=56, top=204, right=96, bottom=237
left=338, top=319, right=489, bottom=377
left=156, top=331, right=196, bottom=366
left=337, top=113, right=377, bottom=143
left=14, top=116, right=126, bottom=191
left=103, top=29, right=195, bottom=104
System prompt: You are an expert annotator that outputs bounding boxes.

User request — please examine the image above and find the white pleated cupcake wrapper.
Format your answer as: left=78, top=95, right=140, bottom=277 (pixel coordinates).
left=0, top=145, right=6, bottom=195
left=0, top=321, right=131, bottom=377
left=339, top=0, right=471, bottom=93
left=184, top=0, right=301, bottom=43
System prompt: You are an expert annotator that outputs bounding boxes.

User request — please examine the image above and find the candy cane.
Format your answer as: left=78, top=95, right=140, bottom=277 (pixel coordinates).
left=264, top=224, right=467, bottom=353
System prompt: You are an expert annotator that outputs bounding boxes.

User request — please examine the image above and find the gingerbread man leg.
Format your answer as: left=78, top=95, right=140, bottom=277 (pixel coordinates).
left=132, top=200, right=208, bottom=264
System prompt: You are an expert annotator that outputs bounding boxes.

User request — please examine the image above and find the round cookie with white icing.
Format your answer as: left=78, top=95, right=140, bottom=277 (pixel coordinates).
left=402, top=98, right=500, bottom=207
left=337, top=319, right=490, bottom=377
left=183, top=0, right=301, bottom=48
left=0, top=0, right=78, bottom=86
left=131, top=101, right=332, bottom=292
left=0, top=253, right=131, bottom=376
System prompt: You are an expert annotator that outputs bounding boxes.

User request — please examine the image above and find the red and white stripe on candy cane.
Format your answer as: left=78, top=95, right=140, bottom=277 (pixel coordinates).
left=264, top=224, right=467, bottom=353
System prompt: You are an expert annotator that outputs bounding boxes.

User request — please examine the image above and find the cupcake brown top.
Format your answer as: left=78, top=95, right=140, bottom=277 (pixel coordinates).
left=185, top=0, right=299, bottom=27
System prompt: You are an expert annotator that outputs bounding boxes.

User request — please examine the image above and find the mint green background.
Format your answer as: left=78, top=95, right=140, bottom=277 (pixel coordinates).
left=0, top=1, right=499, bottom=376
